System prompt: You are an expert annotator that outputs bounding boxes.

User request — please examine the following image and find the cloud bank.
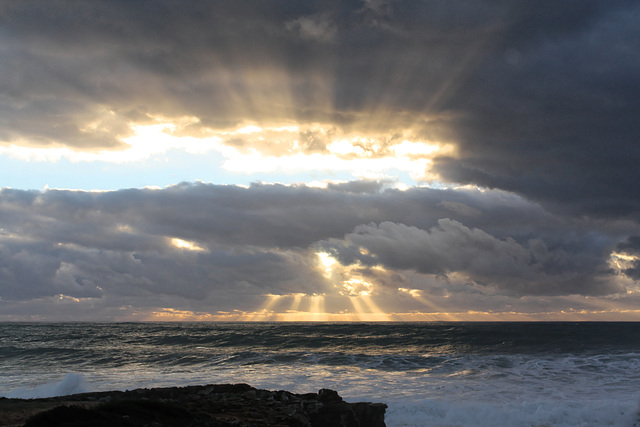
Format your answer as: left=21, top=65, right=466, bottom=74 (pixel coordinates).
left=1, top=183, right=638, bottom=320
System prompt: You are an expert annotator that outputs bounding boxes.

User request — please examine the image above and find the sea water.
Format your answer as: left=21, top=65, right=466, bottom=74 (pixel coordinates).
left=1, top=322, right=640, bottom=426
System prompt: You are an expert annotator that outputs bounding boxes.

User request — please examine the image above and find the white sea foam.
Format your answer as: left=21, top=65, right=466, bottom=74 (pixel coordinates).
left=384, top=398, right=640, bottom=427
left=4, top=354, right=640, bottom=427
left=4, top=351, right=640, bottom=426
left=5, top=373, right=89, bottom=399
left=5, top=371, right=639, bottom=426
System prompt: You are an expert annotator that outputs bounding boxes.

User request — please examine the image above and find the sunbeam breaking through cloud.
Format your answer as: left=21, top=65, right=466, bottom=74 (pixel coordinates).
left=1, top=1, right=640, bottom=321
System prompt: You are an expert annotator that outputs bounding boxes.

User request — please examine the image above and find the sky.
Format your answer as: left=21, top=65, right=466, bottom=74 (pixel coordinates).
left=1, top=0, right=640, bottom=321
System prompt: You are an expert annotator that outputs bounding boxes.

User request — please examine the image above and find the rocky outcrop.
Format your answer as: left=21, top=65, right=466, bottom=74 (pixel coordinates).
left=0, top=383, right=387, bottom=427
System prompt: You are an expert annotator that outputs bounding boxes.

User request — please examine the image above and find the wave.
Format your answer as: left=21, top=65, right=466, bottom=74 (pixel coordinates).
left=6, top=370, right=639, bottom=427
left=4, top=323, right=640, bottom=426
left=385, top=397, right=640, bottom=427
left=5, top=373, right=89, bottom=399
left=5, top=322, right=640, bottom=354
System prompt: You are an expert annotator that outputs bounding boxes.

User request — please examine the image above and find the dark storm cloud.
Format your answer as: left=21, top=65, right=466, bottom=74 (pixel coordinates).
left=0, top=182, right=636, bottom=309
left=2, top=1, right=638, bottom=217
left=0, top=0, right=346, bottom=146
left=432, top=1, right=640, bottom=217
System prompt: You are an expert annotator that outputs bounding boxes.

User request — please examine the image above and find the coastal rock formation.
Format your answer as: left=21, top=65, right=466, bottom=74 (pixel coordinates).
left=0, top=383, right=387, bottom=427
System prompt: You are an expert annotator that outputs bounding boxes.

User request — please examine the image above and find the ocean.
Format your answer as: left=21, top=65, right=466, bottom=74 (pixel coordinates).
left=1, top=322, right=640, bottom=426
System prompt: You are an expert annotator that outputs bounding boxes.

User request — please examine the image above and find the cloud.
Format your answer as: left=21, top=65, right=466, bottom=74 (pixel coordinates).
left=287, top=14, right=337, bottom=43
left=615, top=236, right=640, bottom=280
left=1, top=182, right=637, bottom=321
left=2, top=1, right=637, bottom=220
left=431, top=2, right=640, bottom=217
left=320, top=219, right=622, bottom=296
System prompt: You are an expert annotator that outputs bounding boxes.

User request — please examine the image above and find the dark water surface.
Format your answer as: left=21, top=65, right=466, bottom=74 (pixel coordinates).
left=2, top=322, right=640, bottom=426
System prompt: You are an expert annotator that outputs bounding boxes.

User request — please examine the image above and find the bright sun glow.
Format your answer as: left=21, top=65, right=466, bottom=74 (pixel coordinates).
left=236, top=125, right=264, bottom=134
left=170, top=238, right=206, bottom=251
left=317, top=252, right=337, bottom=279
left=609, top=251, right=639, bottom=272
left=221, top=150, right=434, bottom=181
left=342, top=278, right=372, bottom=296
left=1, top=119, right=455, bottom=185
left=311, top=251, right=394, bottom=320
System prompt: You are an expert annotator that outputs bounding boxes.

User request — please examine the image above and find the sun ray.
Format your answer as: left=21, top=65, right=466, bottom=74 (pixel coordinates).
left=308, top=294, right=328, bottom=321
left=246, top=294, right=282, bottom=321
left=398, top=287, right=461, bottom=321
left=358, top=295, right=391, bottom=321
left=289, top=293, right=304, bottom=312
left=348, top=296, right=366, bottom=322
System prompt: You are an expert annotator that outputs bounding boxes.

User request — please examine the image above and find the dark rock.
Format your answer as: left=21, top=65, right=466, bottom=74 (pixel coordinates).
left=24, top=400, right=202, bottom=427
left=0, top=384, right=387, bottom=427
left=310, top=401, right=359, bottom=427
left=352, top=403, right=388, bottom=427
left=317, top=389, right=341, bottom=404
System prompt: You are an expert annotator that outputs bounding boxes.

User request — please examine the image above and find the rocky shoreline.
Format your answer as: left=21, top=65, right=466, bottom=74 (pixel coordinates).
left=0, top=383, right=387, bottom=427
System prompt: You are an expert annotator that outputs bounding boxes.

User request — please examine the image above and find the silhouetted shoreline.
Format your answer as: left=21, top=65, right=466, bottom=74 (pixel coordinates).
left=0, top=383, right=387, bottom=427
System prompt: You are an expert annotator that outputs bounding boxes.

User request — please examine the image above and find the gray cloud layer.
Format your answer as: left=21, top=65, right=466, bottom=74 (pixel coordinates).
left=1, top=183, right=636, bottom=318
left=2, top=1, right=639, bottom=218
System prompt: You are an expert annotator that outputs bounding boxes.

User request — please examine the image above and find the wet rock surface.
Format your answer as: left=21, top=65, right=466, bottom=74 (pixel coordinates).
left=0, top=384, right=387, bottom=427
